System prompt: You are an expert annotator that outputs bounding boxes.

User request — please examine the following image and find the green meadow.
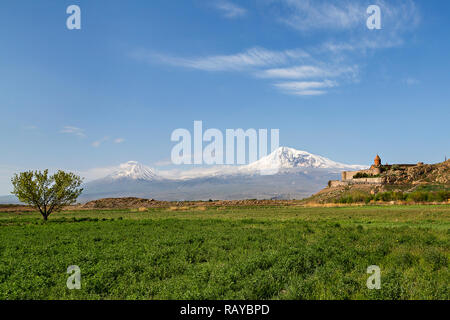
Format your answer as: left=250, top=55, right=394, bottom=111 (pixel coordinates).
left=0, top=205, right=448, bottom=300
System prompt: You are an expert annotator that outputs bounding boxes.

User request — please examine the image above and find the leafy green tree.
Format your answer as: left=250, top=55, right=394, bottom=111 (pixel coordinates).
left=11, top=170, right=83, bottom=220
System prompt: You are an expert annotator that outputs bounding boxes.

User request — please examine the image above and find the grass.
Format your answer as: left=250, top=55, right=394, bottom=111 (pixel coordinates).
left=0, top=205, right=448, bottom=300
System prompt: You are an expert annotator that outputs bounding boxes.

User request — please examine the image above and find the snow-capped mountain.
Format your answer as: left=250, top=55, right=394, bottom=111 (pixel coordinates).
left=107, top=161, right=159, bottom=181
left=244, top=147, right=365, bottom=173
left=78, top=147, right=368, bottom=202
left=93, top=147, right=366, bottom=182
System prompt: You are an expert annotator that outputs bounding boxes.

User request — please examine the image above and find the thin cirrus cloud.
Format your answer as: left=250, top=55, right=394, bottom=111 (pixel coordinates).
left=93, top=137, right=125, bottom=148
left=61, top=127, right=124, bottom=147
left=257, top=65, right=358, bottom=80
left=22, top=125, right=38, bottom=131
left=277, top=0, right=363, bottom=32
left=277, top=0, right=420, bottom=33
left=403, top=78, right=420, bottom=86
left=92, top=137, right=110, bottom=148
left=132, top=0, right=420, bottom=96
left=213, top=1, right=247, bottom=19
left=135, top=47, right=309, bottom=72
left=134, top=46, right=352, bottom=95
left=60, top=126, right=86, bottom=138
left=274, top=80, right=337, bottom=96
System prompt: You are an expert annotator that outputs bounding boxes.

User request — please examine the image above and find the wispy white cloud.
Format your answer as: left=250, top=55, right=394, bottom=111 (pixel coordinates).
left=132, top=1, right=420, bottom=97
left=92, top=137, right=125, bottom=147
left=274, top=80, right=337, bottom=96
left=378, top=0, right=421, bottom=32
left=213, top=1, right=247, bottom=19
left=92, top=137, right=109, bottom=148
left=135, top=46, right=354, bottom=95
left=276, top=0, right=420, bottom=33
left=277, top=0, right=363, bottom=32
left=260, top=65, right=358, bottom=95
left=61, top=128, right=123, bottom=147
left=61, top=126, right=86, bottom=138
left=133, top=47, right=309, bottom=72
left=318, top=38, right=404, bottom=54
left=404, top=77, right=420, bottom=86
left=21, top=125, right=40, bottom=133
left=258, top=65, right=357, bottom=80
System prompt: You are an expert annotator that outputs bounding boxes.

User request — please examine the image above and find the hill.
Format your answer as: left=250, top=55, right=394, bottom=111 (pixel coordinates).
left=305, top=160, right=450, bottom=204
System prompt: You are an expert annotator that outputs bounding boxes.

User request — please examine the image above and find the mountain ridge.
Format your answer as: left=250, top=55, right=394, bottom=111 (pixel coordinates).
left=79, top=147, right=366, bottom=202
left=99, top=147, right=366, bottom=182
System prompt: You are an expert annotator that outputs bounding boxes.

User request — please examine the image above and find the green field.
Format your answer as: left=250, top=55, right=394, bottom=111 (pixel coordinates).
left=0, top=205, right=449, bottom=300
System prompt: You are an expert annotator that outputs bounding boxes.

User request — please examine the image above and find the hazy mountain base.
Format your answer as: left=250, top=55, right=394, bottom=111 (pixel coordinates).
left=80, top=168, right=339, bottom=202
left=0, top=195, right=19, bottom=204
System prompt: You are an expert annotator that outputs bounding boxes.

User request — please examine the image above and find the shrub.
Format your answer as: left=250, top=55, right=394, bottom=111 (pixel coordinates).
left=334, top=189, right=449, bottom=204
left=353, top=172, right=381, bottom=179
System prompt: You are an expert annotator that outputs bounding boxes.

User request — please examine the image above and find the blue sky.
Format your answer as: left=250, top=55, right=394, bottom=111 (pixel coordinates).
left=0, top=0, right=449, bottom=194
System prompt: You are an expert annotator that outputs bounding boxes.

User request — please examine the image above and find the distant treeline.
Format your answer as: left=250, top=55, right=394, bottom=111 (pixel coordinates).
left=335, top=190, right=450, bottom=204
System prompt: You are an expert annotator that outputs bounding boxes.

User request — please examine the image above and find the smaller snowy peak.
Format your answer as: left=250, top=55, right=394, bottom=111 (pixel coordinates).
left=245, top=147, right=366, bottom=172
left=107, top=161, right=158, bottom=181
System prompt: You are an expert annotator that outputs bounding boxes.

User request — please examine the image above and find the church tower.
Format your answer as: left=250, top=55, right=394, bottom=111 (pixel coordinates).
left=374, top=155, right=381, bottom=167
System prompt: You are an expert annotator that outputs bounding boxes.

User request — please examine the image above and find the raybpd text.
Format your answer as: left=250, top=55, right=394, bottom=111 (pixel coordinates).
left=180, top=304, right=270, bottom=317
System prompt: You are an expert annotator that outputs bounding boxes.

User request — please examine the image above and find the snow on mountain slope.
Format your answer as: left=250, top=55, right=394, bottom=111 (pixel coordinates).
left=243, top=147, right=366, bottom=174
left=107, top=161, right=159, bottom=180
left=91, top=147, right=366, bottom=182
left=79, top=147, right=369, bottom=201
